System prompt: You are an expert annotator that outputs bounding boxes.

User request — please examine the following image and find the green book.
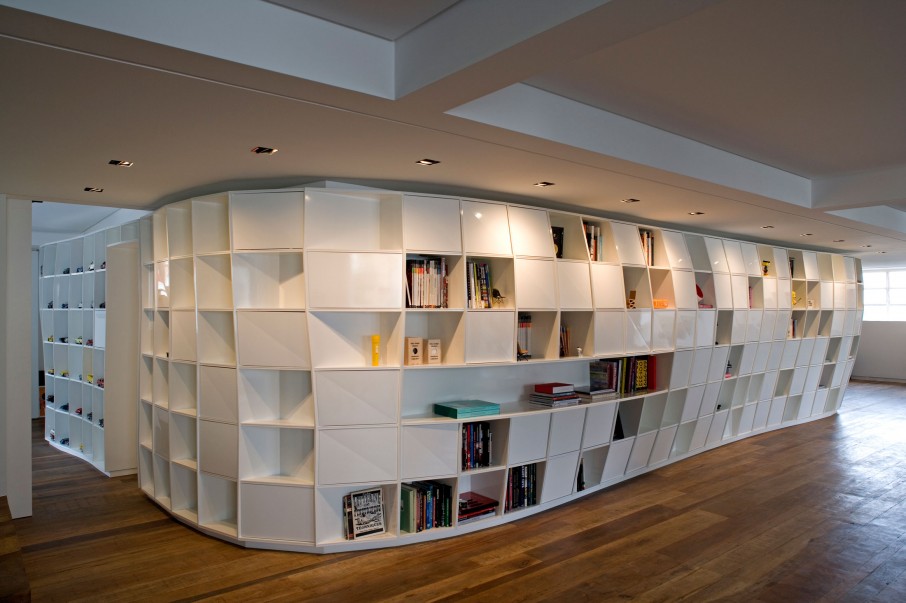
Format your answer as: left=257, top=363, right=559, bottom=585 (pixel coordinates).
left=400, top=484, right=417, bottom=534
left=434, top=399, right=500, bottom=419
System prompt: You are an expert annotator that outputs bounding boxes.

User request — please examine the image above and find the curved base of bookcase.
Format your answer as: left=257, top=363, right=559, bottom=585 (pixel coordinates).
left=142, top=409, right=838, bottom=554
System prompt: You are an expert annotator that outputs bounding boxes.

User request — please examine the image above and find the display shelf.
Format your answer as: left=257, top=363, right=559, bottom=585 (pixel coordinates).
left=306, top=189, right=401, bottom=251
left=231, top=190, right=304, bottom=251
left=192, top=194, right=230, bottom=254
left=136, top=184, right=862, bottom=554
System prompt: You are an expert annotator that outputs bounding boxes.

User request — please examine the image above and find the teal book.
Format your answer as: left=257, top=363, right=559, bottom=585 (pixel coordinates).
left=434, top=399, right=500, bottom=419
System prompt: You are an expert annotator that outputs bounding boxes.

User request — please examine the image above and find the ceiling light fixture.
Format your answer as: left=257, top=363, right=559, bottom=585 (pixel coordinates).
left=688, top=211, right=704, bottom=216
left=251, top=146, right=278, bottom=155
left=800, top=233, right=813, bottom=236
left=415, top=158, right=440, bottom=166
left=761, top=225, right=774, bottom=229
left=861, top=245, right=872, bottom=248
left=533, top=182, right=555, bottom=187
left=108, top=159, right=134, bottom=167
left=83, top=187, right=104, bottom=192
left=878, top=251, right=887, bottom=254
left=621, top=198, right=640, bottom=203
left=833, top=239, right=845, bottom=243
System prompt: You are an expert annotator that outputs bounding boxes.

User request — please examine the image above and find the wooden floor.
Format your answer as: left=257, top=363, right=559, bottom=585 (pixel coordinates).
left=12, top=379, right=906, bottom=602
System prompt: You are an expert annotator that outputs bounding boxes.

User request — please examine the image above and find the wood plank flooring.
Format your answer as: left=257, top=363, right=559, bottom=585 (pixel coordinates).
left=13, top=379, right=906, bottom=602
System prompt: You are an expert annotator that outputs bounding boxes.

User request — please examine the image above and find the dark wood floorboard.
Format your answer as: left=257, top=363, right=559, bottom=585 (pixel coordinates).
left=12, top=379, right=906, bottom=602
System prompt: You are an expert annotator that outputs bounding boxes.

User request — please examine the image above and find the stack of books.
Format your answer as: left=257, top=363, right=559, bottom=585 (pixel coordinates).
left=529, top=382, right=579, bottom=408
left=434, top=399, right=500, bottom=419
left=574, top=384, right=617, bottom=403
left=457, top=491, right=499, bottom=524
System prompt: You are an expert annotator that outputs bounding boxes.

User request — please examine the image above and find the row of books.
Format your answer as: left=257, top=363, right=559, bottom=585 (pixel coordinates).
left=517, top=312, right=532, bottom=360
left=466, top=260, right=493, bottom=309
left=406, top=256, right=448, bottom=308
left=583, top=221, right=605, bottom=262
left=400, top=481, right=453, bottom=533
left=462, top=421, right=493, bottom=470
left=458, top=491, right=499, bottom=523
left=505, top=463, right=538, bottom=511
left=530, top=382, right=579, bottom=408
left=589, top=355, right=656, bottom=396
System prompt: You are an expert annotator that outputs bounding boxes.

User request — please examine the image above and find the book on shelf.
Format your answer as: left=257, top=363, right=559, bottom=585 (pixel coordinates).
left=343, top=487, right=385, bottom=540
left=551, top=226, right=564, bottom=259
left=401, top=481, right=453, bottom=533
left=517, top=313, right=532, bottom=361
left=505, top=463, right=538, bottom=511
left=434, top=399, right=500, bottom=419
left=458, top=491, right=498, bottom=522
left=534, top=382, right=574, bottom=395
left=559, top=323, right=571, bottom=358
left=583, top=221, right=604, bottom=262
left=406, top=256, right=448, bottom=308
left=529, top=393, right=580, bottom=408
left=574, top=385, right=618, bottom=403
left=462, top=421, right=493, bottom=470
left=639, top=229, right=654, bottom=266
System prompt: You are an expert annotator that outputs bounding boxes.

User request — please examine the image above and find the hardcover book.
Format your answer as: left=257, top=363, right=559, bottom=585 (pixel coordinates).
left=434, top=399, right=500, bottom=418
left=346, top=487, right=385, bottom=539
left=534, top=382, right=574, bottom=395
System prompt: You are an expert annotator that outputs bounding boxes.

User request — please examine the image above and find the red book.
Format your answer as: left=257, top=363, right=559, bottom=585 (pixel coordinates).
left=534, top=382, right=574, bottom=395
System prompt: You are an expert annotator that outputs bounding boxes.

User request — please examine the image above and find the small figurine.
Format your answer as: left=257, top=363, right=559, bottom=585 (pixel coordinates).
left=75, top=336, right=83, bottom=345
left=88, top=261, right=95, bottom=271
left=49, top=429, right=55, bottom=441
left=97, top=378, right=105, bottom=389
left=86, top=374, right=93, bottom=384
left=492, top=288, right=506, bottom=307
left=762, top=259, right=771, bottom=276
left=47, top=301, right=53, bottom=309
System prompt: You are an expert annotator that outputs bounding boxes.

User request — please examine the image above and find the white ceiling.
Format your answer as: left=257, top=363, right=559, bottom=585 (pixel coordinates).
left=1, top=0, right=905, bottom=267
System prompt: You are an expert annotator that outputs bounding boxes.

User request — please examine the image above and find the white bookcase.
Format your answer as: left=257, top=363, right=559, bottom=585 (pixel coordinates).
left=136, top=185, right=863, bottom=552
left=39, top=225, right=140, bottom=476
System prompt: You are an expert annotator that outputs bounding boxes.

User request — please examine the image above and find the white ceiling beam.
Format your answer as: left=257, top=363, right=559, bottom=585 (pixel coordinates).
left=813, top=164, right=906, bottom=210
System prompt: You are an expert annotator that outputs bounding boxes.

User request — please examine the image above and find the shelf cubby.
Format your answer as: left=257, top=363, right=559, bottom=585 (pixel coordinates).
left=513, top=258, right=556, bottom=309
left=199, top=419, right=238, bottom=479
left=550, top=212, right=592, bottom=261
left=402, top=194, right=462, bottom=254
left=559, top=311, right=594, bottom=358
left=152, top=358, right=170, bottom=408
left=197, top=311, right=236, bottom=366
left=195, top=254, right=233, bottom=309
left=576, top=217, right=618, bottom=263
left=231, top=190, right=304, bottom=251
left=170, top=413, right=198, bottom=468
left=198, top=365, right=238, bottom=424
left=199, top=473, right=238, bottom=537
left=578, top=445, right=609, bottom=490
left=238, top=368, right=313, bottom=427
left=404, top=310, right=466, bottom=365
left=192, top=194, right=230, bottom=254
left=309, top=311, right=402, bottom=368
left=508, top=206, right=555, bottom=259
left=406, top=253, right=465, bottom=309
left=591, top=263, right=627, bottom=309
left=556, top=260, right=593, bottom=310
left=168, top=258, right=195, bottom=309
left=153, top=310, right=170, bottom=358
left=236, top=310, right=310, bottom=368
left=317, top=426, right=399, bottom=485
left=306, top=189, right=401, bottom=251
left=239, top=425, right=315, bottom=484
left=315, top=483, right=398, bottom=544
left=153, top=453, right=171, bottom=508
left=308, top=251, right=403, bottom=310
left=169, top=361, right=197, bottom=415
left=170, top=463, right=199, bottom=524
left=170, top=310, right=197, bottom=362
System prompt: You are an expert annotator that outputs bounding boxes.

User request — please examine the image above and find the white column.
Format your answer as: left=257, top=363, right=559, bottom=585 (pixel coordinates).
left=0, top=195, right=33, bottom=517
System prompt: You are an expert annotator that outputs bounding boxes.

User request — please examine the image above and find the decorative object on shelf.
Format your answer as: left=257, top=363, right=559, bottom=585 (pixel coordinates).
left=75, top=407, right=82, bottom=415
left=47, top=368, right=54, bottom=375
left=88, top=261, right=95, bottom=271
left=371, top=334, right=380, bottom=366
left=60, top=403, right=69, bottom=411
left=343, top=487, right=385, bottom=540
left=404, top=337, right=424, bottom=366
left=99, top=302, right=106, bottom=308
left=791, top=290, right=799, bottom=306
left=576, top=347, right=583, bottom=357
left=98, top=418, right=104, bottom=428
left=725, top=362, right=733, bottom=379
left=652, top=298, right=669, bottom=309
left=492, top=288, right=506, bottom=308
left=62, top=268, right=70, bottom=274
left=75, top=336, right=83, bottom=345
left=46, top=394, right=54, bottom=403
left=61, top=370, right=69, bottom=377
left=76, top=266, right=83, bottom=273
left=47, top=301, right=53, bottom=309
left=87, top=412, right=92, bottom=421
left=434, top=399, right=499, bottom=419
left=86, top=374, right=93, bottom=384
left=60, top=437, right=69, bottom=446
left=551, top=226, right=564, bottom=259
left=100, top=261, right=106, bottom=269
left=49, top=429, right=55, bottom=441
left=86, top=339, right=93, bottom=346
left=427, top=338, right=441, bottom=364
left=96, top=378, right=104, bottom=389
left=762, top=259, right=771, bottom=275
left=626, top=290, right=637, bottom=309
left=59, top=336, right=68, bottom=343
left=61, top=303, right=69, bottom=309
left=47, top=336, right=53, bottom=342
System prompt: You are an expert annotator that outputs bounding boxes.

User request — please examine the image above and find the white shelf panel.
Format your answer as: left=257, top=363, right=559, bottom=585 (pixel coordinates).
left=402, top=194, right=462, bottom=253
left=231, top=191, right=304, bottom=250
left=307, top=251, right=403, bottom=309
left=236, top=311, right=310, bottom=368
left=462, top=200, right=511, bottom=256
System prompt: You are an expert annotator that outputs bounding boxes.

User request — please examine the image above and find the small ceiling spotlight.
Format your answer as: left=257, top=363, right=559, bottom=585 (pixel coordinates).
left=251, top=146, right=278, bottom=155
left=621, top=198, right=640, bottom=203
left=533, top=181, right=555, bottom=187
left=688, top=211, right=705, bottom=216
left=800, top=233, right=813, bottom=237
left=108, top=159, right=134, bottom=167
left=878, top=251, right=887, bottom=254
left=415, top=158, right=440, bottom=166
left=861, top=245, right=872, bottom=248
left=84, top=187, right=104, bottom=192
left=761, top=225, right=774, bottom=229
left=833, top=239, right=845, bottom=243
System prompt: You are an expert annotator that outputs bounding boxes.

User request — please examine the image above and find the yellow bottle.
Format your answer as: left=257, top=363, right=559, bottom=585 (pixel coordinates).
left=371, top=334, right=380, bottom=366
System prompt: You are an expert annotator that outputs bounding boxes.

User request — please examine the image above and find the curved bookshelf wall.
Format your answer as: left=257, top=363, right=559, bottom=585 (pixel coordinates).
left=38, top=223, right=140, bottom=476
left=138, top=187, right=863, bottom=552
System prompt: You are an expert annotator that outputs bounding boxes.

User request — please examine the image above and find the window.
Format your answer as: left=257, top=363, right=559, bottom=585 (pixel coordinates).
left=863, top=269, right=906, bottom=321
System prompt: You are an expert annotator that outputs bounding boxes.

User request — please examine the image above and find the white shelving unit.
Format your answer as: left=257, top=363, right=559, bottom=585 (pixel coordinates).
left=137, top=185, right=863, bottom=552
left=39, top=224, right=140, bottom=476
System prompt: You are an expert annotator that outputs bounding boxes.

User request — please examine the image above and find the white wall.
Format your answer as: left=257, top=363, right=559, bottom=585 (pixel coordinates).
left=0, top=195, right=33, bottom=518
left=852, top=321, right=906, bottom=381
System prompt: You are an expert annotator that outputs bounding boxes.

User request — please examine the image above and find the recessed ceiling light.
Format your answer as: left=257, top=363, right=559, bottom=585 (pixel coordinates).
left=621, top=198, right=640, bottom=203
left=878, top=251, right=887, bottom=254
left=416, top=158, right=440, bottom=166
left=83, top=187, right=104, bottom=192
left=251, top=146, right=278, bottom=155
left=800, top=233, right=813, bottom=236
left=108, top=159, right=134, bottom=167
left=761, top=225, right=774, bottom=229
left=533, top=182, right=555, bottom=187
left=833, top=239, right=845, bottom=243
left=861, top=245, right=872, bottom=248
left=688, top=211, right=704, bottom=216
